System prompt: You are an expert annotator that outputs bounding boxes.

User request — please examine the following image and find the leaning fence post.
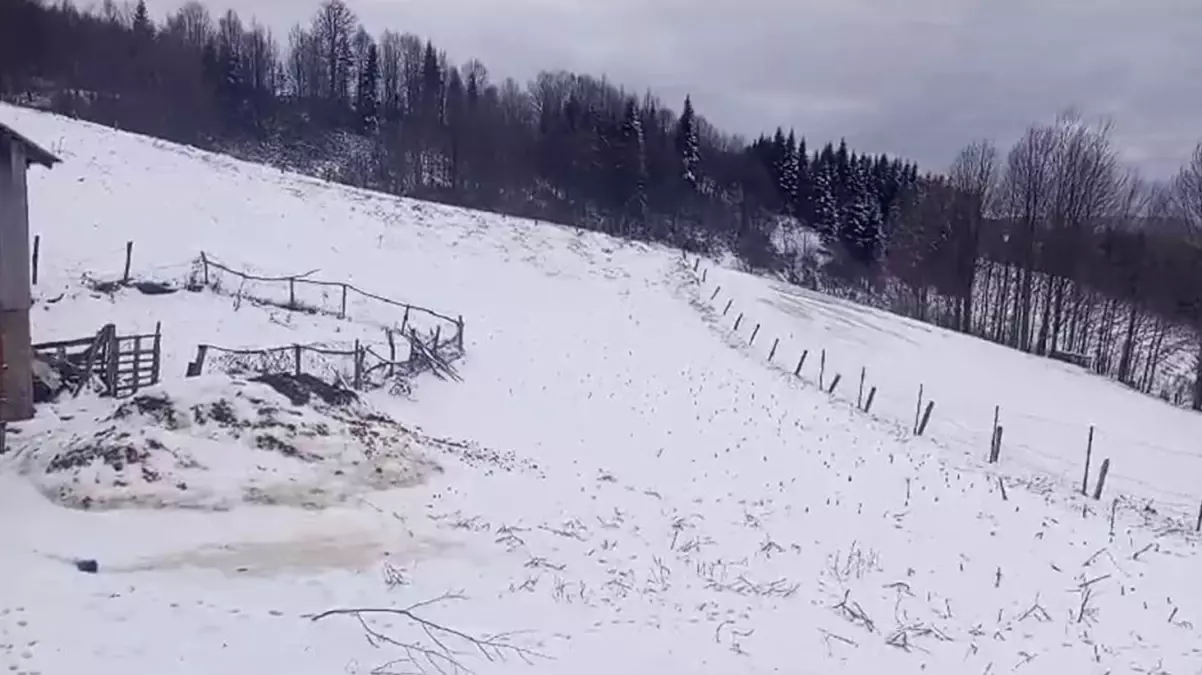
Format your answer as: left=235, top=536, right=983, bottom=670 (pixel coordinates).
left=827, top=374, right=841, bottom=395
left=864, top=386, right=877, bottom=413
left=733, top=313, right=743, bottom=332
left=1092, top=458, right=1111, bottom=500
left=1082, top=425, right=1095, bottom=496
left=293, top=344, right=302, bottom=376
left=768, top=338, right=779, bottom=362
left=917, top=401, right=935, bottom=436
left=1196, top=499, right=1202, bottom=533
left=857, top=367, right=866, bottom=409
left=749, top=324, right=760, bottom=345
left=722, top=299, right=733, bottom=316
left=123, top=241, right=134, bottom=283
left=701, top=269, right=707, bottom=283
left=794, top=350, right=808, bottom=377
left=710, top=286, right=721, bottom=301
left=914, top=384, right=924, bottom=434
left=401, top=306, right=410, bottom=334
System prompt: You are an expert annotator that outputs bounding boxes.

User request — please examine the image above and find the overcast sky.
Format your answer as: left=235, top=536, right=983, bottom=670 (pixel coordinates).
left=152, top=0, right=1202, bottom=177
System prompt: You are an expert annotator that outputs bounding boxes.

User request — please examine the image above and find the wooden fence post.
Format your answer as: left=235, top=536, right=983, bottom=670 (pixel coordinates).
left=914, top=384, right=924, bottom=434
left=768, top=338, right=779, bottom=362
left=701, top=269, right=707, bottom=283
left=1082, top=426, right=1095, bottom=496
left=401, top=306, right=410, bottom=334
left=1196, top=500, right=1202, bottom=533
left=992, top=405, right=1000, bottom=454
left=123, top=241, right=134, bottom=283
left=200, top=252, right=210, bottom=286
left=819, top=349, right=826, bottom=389
left=293, top=344, right=302, bottom=376
left=864, top=386, right=877, bottom=413
left=130, top=335, right=141, bottom=395
left=151, top=321, right=162, bottom=385
left=722, top=299, right=733, bottom=316
left=456, top=315, right=465, bottom=351
left=288, top=277, right=296, bottom=308
left=989, top=426, right=1004, bottom=463
left=917, top=401, right=935, bottom=436
left=710, top=286, right=722, bottom=301
left=693, top=257, right=699, bottom=272
left=432, top=326, right=441, bottom=358
left=795, top=350, right=808, bottom=377
left=1092, top=459, right=1111, bottom=500
left=186, top=344, right=209, bottom=377
left=827, top=374, right=841, bottom=395
left=385, top=328, right=397, bottom=377
left=31, top=235, right=39, bottom=286
left=749, top=323, right=760, bottom=345
left=353, top=339, right=363, bottom=390
left=734, top=313, right=743, bottom=331
left=857, top=367, right=866, bottom=409
left=104, top=325, right=118, bottom=396
left=339, top=284, right=348, bottom=319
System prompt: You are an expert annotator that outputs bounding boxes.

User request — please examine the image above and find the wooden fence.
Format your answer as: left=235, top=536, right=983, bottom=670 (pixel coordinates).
left=195, top=252, right=465, bottom=352
left=186, top=324, right=462, bottom=391
left=33, top=322, right=163, bottom=398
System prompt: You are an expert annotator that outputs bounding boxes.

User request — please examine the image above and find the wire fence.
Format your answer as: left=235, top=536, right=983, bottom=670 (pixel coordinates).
left=682, top=254, right=1202, bottom=535
left=194, top=252, right=464, bottom=351
left=187, top=326, right=463, bottom=393
left=182, top=251, right=466, bottom=390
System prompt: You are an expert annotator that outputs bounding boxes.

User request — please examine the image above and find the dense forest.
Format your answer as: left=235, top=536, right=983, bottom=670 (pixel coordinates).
left=3, top=0, right=1202, bottom=409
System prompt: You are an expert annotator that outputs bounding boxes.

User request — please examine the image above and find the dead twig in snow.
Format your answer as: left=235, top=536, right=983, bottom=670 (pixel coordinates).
left=1132, top=543, right=1157, bottom=560
left=833, top=590, right=878, bottom=633
left=305, top=592, right=548, bottom=675
left=1017, top=595, right=1051, bottom=623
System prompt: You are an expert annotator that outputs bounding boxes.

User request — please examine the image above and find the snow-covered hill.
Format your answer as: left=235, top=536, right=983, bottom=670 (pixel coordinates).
left=2, top=103, right=1200, bottom=675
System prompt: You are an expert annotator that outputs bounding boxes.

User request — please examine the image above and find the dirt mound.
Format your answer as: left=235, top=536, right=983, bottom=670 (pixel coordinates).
left=250, top=372, right=358, bottom=407
left=10, top=375, right=443, bottom=511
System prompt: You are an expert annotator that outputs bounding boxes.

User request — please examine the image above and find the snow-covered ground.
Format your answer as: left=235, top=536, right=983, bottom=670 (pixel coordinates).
left=2, top=103, right=1201, bottom=675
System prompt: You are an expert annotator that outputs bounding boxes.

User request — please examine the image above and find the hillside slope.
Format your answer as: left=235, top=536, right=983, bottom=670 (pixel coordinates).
left=2, top=104, right=1200, bottom=675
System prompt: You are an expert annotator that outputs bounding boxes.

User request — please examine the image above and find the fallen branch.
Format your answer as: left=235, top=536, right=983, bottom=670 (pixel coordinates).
left=305, top=592, right=548, bottom=675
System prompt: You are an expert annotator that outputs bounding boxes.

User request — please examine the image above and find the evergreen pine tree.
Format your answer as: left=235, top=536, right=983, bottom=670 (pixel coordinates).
left=132, top=0, right=152, bottom=39
left=674, top=95, right=700, bottom=188
left=778, top=130, right=800, bottom=216
left=619, top=99, right=649, bottom=230
left=795, top=137, right=813, bottom=226
left=812, top=159, right=840, bottom=244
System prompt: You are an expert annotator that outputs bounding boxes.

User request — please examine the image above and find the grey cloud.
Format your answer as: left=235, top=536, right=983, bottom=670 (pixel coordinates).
left=158, top=0, right=1202, bottom=176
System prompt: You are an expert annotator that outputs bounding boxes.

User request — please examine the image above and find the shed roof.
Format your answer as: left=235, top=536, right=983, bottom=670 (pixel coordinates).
left=0, top=121, right=60, bottom=168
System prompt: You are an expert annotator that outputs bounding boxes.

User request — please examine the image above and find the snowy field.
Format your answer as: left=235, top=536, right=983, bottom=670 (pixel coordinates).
left=2, top=104, right=1201, bottom=675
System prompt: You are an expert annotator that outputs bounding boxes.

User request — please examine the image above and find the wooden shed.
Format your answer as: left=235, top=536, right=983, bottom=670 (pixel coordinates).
left=0, top=121, right=59, bottom=422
